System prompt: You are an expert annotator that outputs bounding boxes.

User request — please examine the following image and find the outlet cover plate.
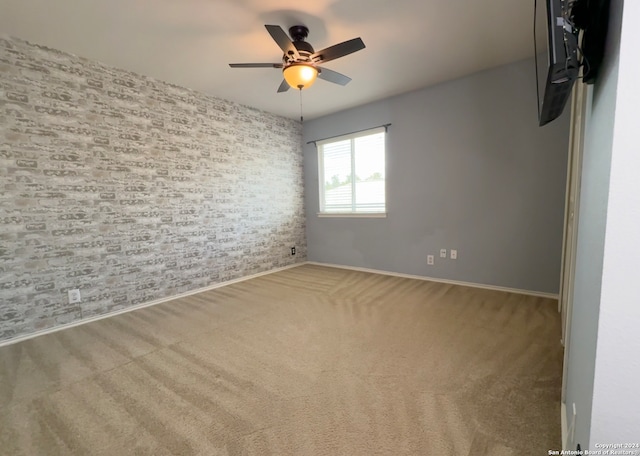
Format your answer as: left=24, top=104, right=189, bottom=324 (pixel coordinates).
left=68, top=289, right=81, bottom=304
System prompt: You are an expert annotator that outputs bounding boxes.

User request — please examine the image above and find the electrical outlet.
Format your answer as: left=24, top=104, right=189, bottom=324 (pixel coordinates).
left=450, top=249, right=457, bottom=260
left=68, top=289, right=81, bottom=304
left=291, top=246, right=296, bottom=255
left=427, top=255, right=434, bottom=265
left=440, top=249, right=447, bottom=258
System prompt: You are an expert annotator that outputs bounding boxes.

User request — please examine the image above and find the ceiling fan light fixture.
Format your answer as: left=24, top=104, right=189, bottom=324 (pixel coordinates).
left=283, top=63, right=318, bottom=90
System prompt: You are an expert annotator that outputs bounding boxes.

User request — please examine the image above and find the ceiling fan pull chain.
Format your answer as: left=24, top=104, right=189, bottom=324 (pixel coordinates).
left=299, top=87, right=304, bottom=123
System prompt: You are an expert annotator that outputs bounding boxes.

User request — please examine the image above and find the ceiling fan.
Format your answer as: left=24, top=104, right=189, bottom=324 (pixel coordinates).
left=229, top=25, right=365, bottom=92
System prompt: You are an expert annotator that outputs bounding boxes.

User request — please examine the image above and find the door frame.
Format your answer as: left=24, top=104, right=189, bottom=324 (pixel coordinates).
left=559, top=81, right=591, bottom=403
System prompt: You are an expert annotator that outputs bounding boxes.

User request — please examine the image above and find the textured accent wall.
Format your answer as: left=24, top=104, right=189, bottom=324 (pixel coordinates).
left=0, top=36, right=306, bottom=342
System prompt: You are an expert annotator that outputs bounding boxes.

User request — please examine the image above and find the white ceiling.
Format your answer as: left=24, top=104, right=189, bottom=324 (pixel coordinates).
left=0, top=0, right=542, bottom=121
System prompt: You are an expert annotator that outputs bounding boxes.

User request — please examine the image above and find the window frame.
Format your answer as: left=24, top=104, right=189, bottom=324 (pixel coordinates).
left=317, top=126, right=387, bottom=218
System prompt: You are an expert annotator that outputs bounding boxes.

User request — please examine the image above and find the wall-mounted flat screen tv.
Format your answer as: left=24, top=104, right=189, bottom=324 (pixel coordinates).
left=536, top=0, right=580, bottom=126
left=536, top=0, right=611, bottom=126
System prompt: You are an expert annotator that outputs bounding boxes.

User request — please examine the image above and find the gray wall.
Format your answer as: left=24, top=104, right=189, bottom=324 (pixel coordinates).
left=589, top=0, right=640, bottom=441
left=562, top=13, right=620, bottom=448
left=565, top=0, right=640, bottom=446
left=303, top=58, right=570, bottom=294
left=0, top=36, right=306, bottom=342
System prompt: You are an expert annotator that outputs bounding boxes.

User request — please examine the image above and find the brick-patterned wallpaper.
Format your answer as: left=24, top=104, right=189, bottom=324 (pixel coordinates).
left=0, top=36, right=306, bottom=342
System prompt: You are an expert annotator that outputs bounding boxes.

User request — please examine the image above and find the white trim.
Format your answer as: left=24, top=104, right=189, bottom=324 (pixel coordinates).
left=0, top=263, right=305, bottom=348
left=307, top=262, right=559, bottom=299
left=561, top=401, right=568, bottom=450
left=3, top=260, right=558, bottom=348
left=561, top=82, right=591, bottom=404
left=317, top=212, right=387, bottom=218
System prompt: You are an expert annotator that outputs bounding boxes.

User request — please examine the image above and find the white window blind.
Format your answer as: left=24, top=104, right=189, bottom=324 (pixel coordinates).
left=318, top=127, right=386, bottom=215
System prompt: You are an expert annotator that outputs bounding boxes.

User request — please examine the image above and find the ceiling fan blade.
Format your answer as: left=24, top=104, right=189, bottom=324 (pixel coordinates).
left=311, top=38, right=365, bottom=64
left=277, top=79, right=290, bottom=93
left=229, top=63, right=283, bottom=68
left=265, top=25, right=300, bottom=60
left=317, top=67, right=352, bottom=86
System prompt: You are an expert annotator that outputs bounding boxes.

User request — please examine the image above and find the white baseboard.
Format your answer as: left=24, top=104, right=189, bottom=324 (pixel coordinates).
left=2, top=261, right=557, bottom=348
left=306, top=261, right=559, bottom=299
left=0, top=262, right=305, bottom=348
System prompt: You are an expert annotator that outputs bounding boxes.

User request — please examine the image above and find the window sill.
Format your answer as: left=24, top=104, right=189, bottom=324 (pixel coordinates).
left=317, top=212, right=387, bottom=218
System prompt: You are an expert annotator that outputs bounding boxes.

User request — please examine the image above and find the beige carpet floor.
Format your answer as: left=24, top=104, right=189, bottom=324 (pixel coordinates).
left=0, top=264, right=562, bottom=455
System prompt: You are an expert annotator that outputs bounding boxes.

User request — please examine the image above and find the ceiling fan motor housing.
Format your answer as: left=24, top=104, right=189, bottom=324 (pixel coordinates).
left=283, top=25, right=314, bottom=64
left=289, top=25, right=309, bottom=41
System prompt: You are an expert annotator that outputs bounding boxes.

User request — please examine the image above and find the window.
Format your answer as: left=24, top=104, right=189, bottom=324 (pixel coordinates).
left=318, top=127, right=386, bottom=216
